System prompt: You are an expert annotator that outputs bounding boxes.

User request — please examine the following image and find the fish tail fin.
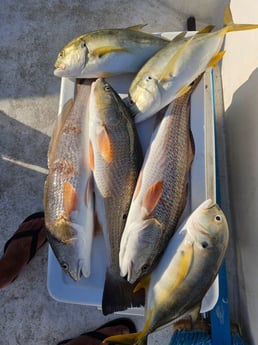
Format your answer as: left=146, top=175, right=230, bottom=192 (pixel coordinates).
left=104, top=331, right=147, bottom=345
left=224, top=4, right=258, bottom=33
left=101, top=269, right=145, bottom=315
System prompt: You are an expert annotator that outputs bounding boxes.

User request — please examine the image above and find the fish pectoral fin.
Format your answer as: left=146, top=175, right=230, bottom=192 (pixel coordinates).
left=208, top=51, right=226, bottom=68
left=134, top=274, right=151, bottom=293
left=127, top=24, right=147, bottom=31
left=141, top=181, right=163, bottom=217
left=88, top=139, right=95, bottom=171
left=85, top=172, right=94, bottom=207
left=159, top=35, right=195, bottom=82
left=63, top=182, right=78, bottom=217
left=91, top=46, right=129, bottom=58
left=96, top=124, right=113, bottom=163
left=197, top=25, right=215, bottom=34
left=170, top=241, right=194, bottom=292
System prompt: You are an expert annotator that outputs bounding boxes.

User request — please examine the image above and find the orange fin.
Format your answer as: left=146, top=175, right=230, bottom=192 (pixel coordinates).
left=133, top=170, right=143, bottom=201
left=88, top=140, right=95, bottom=171
left=63, top=182, right=77, bottom=217
left=141, top=181, right=163, bottom=216
left=97, top=125, right=113, bottom=163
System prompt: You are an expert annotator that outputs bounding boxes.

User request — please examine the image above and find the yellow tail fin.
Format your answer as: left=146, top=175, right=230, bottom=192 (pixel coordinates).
left=224, top=4, right=258, bottom=33
left=104, top=332, right=145, bottom=345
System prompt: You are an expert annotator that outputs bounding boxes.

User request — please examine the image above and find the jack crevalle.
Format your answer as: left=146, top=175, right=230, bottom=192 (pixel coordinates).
left=128, top=5, right=258, bottom=123
left=54, top=25, right=169, bottom=78
left=44, top=79, right=95, bottom=281
left=119, top=74, right=203, bottom=284
left=88, top=78, right=144, bottom=315
left=105, top=199, right=229, bottom=345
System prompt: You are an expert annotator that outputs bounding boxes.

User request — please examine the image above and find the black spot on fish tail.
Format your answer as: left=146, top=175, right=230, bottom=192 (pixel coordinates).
left=101, top=269, right=145, bottom=315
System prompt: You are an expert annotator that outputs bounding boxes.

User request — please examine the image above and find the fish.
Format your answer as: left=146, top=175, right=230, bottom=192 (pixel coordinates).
left=44, top=79, right=95, bottom=281
left=119, top=74, right=203, bottom=284
left=128, top=4, right=258, bottom=123
left=104, top=199, right=229, bottom=345
left=88, top=78, right=144, bottom=315
left=54, top=25, right=170, bottom=78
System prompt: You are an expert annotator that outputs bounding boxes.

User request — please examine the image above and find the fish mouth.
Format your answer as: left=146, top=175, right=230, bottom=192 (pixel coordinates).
left=53, top=65, right=66, bottom=76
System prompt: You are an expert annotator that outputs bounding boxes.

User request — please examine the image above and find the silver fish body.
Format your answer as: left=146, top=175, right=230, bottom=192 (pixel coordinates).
left=119, top=75, right=202, bottom=284
left=105, top=199, right=229, bottom=345
left=88, top=78, right=143, bottom=314
left=129, top=5, right=258, bottom=123
left=54, top=26, right=169, bottom=78
left=44, top=80, right=94, bottom=281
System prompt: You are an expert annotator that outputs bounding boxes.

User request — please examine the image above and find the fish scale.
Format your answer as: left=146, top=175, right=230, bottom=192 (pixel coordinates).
left=119, top=75, right=203, bottom=284
left=88, top=78, right=143, bottom=315
left=44, top=79, right=95, bottom=281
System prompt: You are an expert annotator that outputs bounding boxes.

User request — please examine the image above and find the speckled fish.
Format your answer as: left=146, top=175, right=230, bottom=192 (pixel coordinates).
left=88, top=78, right=144, bottom=315
left=128, top=5, right=258, bottom=123
left=44, top=79, right=95, bottom=281
left=119, top=75, right=203, bottom=284
left=105, top=199, right=229, bottom=345
left=54, top=25, right=170, bottom=78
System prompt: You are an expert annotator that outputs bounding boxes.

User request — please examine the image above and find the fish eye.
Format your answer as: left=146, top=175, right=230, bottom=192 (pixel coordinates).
left=214, top=215, right=222, bottom=223
left=145, top=75, right=152, bottom=81
left=80, top=41, right=87, bottom=48
left=201, top=241, right=209, bottom=249
left=61, top=262, right=69, bottom=271
left=59, top=50, right=64, bottom=58
left=104, top=84, right=111, bottom=92
left=141, top=264, right=149, bottom=273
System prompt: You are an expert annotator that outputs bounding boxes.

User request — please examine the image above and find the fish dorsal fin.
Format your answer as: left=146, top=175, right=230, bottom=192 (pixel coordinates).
left=48, top=99, right=74, bottom=166
left=63, top=181, right=77, bottom=217
left=159, top=35, right=195, bottom=82
left=91, top=46, right=129, bottom=58
left=141, top=181, right=163, bottom=217
left=208, top=51, right=225, bottom=68
left=197, top=25, right=215, bottom=34
left=133, top=274, right=151, bottom=293
left=96, top=124, right=113, bottom=163
left=127, top=24, right=147, bottom=31
left=171, top=31, right=187, bottom=42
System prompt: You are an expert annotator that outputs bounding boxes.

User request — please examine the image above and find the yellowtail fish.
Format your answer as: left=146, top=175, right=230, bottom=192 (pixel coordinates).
left=88, top=78, right=144, bottom=315
left=44, top=79, right=95, bottom=281
left=105, top=199, right=229, bottom=345
left=119, top=75, right=203, bottom=284
left=54, top=25, right=170, bottom=78
left=128, top=4, right=258, bottom=123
